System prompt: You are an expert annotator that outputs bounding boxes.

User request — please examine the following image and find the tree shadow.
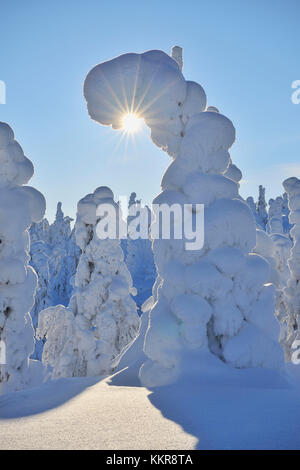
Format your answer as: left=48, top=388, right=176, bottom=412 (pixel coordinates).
left=0, top=375, right=101, bottom=419
left=146, top=365, right=300, bottom=450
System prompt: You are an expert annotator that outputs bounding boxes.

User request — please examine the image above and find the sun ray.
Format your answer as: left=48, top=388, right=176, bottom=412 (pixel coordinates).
left=130, top=56, right=142, bottom=114
left=97, top=70, right=128, bottom=119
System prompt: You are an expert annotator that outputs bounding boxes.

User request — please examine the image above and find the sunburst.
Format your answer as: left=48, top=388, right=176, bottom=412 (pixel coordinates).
left=122, top=113, right=143, bottom=134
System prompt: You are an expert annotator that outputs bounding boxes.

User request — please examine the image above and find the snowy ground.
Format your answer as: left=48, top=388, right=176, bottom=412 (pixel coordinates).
left=0, top=376, right=196, bottom=450
left=1, top=355, right=300, bottom=450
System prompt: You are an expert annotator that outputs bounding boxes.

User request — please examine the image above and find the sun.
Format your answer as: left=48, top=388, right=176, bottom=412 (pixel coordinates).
left=122, top=113, right=142, bottom=134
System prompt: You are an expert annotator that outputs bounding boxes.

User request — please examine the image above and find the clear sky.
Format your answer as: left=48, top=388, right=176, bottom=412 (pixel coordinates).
left=1, top=0, right=299, bottom=221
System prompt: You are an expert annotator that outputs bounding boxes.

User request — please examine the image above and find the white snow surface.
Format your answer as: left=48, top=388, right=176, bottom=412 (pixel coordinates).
left=1, top=359, right=300, bottom=450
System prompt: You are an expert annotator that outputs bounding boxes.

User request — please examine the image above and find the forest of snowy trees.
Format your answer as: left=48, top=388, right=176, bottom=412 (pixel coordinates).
left=0, top=48, right=300, bottom=401
left=22, top=180, right=295, bottom=382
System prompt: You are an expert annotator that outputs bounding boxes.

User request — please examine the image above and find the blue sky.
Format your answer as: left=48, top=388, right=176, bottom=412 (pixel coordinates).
left=0, top=0, right=299, bottom=221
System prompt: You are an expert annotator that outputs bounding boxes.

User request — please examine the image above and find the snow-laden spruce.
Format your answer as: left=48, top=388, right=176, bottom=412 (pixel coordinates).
left=84, top=48, right=283, bottom=386
left=29, top=240, right=51, bottom=360
left=246, top=186, right=270, bottom=230
left=30, top=218, right=50, bottom=244
left=252, top=228, right=292, bottom=346
left=256, top=185, right=268, bottom=230
left=126, top=193, right=156, bottom=310
left=30, top=203, right=80, bottom=309
left=143, top=108, right=284, bottom=385
left=37, top=186, right=140, bottom=378
left=70, top=186, right=140, bottom=355
left=247, top=188, right=291, bottom=235
left=49, top=202, right=71, bottom=245
left=29, top=202, right=80, bottom=359
left=282, top=192, right=292, bottom=234
left=30, top=241, right=51, bottom=327
left=258, top=185, right=268, bottom=228
left=246, top=196, right=257, bottom=218
left=48, top=202, right=79, bottom=307
left=267, top=197, right=284, bottom=234
left=280, top=177, right=300, bottom=360
left=270, top=233, right=292, bottom=288
left=0, top=122, right=46, bottom=392
left=252, top=229, right=279, bottom=285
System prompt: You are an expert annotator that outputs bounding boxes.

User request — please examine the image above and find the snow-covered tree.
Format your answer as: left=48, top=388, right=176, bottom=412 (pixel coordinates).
left=66, top=225, right=81, bottom=294
left=31, top=202, right=80, bottom=309
left=83, top=48, right=283, bottom=387
left=29, top=202, right=80, bottom=359
left=30, top=218, right=50, bottom=244
left=280, top=177, right=300, bottom=359
left=141, top=107, right=283, bottom=386
left=247, top=189, right=292, bottom=235
left=246, top=196, right=257, bottom=218
left=30, top=241, right=51, bottom=322
left=256, top=185, right=268, bottom=230
left=252, top=228, right=292, bottom=344
left=37, top=186, right=140, bottom=378
left=126, top=200, right=156, bottom=310
left=246, top=187, right=270, bottom=230
left=70, top=186, right=140, bottom=353
left=252, top=229, right=279, bottom=285
left=0, top=122, right=46, bottom=392
left=270, top=232, right=292, bottom=356
left=282, top=192, right=293, bottom=235
left=270, top=233, right=292, bottom=288
left=49, top=202, right=71, bottom=245
left=29, top=240, right=51, bottom=360
left=47, top=202, right=77, bottom=306
left=267, top=197, right=284, bottom=234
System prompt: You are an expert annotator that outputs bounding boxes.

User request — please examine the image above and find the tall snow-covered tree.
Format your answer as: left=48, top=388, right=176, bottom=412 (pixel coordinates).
left=29, top=202, right=80, bottom=360
left=0, top=122, right=46, bottom=392
left=252, top=228, right=291, bottom=342
left=83, top=48, right=284, bottom=387
left=48, top=202, right=77, bottom=306
left=282, top=192, right=293, bottom=235
left=267, top=197, right=284, bottom=234
left=30, top=203, right=80, bottom=312
left=256, top=185, right=268, bottom=230
left=69, top=186, right=140, bottom=354
left=281, top=177, right=300, bottom=359
left=37, top=186, right=140, bottom=378
left=270, top=233, right=292, bottom=288
left=246, top=196, right=258, bottom=219
left=126, top=195, right=156, bottom=310
left=49, top=202, right=71, bottom=245
left=29, top=240, right=51, bottom=360
left=30, top=218, right=50, bottom=244
left=141, top=106, right=283, bottom=386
